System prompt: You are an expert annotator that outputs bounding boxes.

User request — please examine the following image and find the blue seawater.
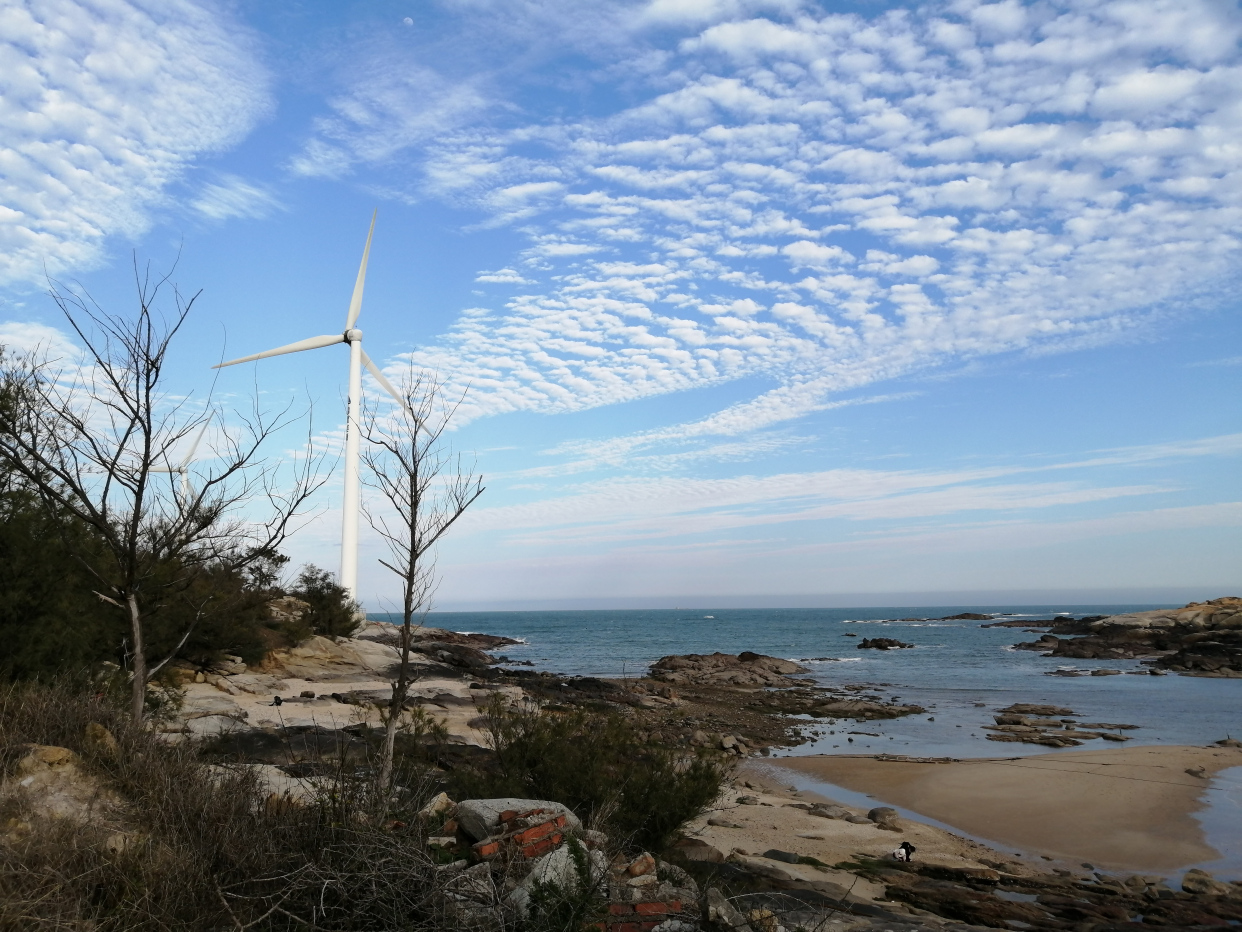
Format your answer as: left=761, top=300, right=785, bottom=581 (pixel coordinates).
left=375, top=604, right=1242, bottom=758
left=376, top=604, right=1242, bottom=874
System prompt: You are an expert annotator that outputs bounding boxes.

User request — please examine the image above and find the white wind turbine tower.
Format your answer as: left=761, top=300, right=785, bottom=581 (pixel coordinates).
left=151, top=412, right=212, bottom=498
left=213, top=211, right=407, bottom=605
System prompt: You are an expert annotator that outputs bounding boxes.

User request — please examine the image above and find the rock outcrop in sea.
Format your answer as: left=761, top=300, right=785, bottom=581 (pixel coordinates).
left=1012, top=597, right=1242, bottom=676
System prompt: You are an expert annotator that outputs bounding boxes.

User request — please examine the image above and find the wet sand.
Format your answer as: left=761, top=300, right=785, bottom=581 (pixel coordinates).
left=772, top=745, right=1242, bottom=872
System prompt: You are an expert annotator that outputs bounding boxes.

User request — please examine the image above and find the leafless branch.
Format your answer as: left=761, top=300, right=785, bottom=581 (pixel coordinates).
left=360, top=368, right=484, bottom=792
left=0, top=258, right=326, bottom=719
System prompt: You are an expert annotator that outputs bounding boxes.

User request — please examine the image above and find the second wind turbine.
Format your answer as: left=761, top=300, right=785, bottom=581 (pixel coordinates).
left=214, top=211, right=407, bottom=605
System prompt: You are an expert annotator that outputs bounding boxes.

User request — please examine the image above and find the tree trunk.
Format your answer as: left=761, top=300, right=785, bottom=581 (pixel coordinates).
left=128, top=593, right=147, bottom=721
left=378, top=609, right=415, bottom=795
left=380, top=707, right=399, bottom=795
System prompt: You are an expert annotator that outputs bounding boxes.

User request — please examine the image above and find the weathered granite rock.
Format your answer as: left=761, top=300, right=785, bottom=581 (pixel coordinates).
left=867, top=806, right=901, bottom=830
left=650, top=652, right=810, bottom=687
left=1182, top=868, right=1233, bottom=896
left=1, top=746, right=120, bottom=822
left=1013, top=597, right=1242, bottom=676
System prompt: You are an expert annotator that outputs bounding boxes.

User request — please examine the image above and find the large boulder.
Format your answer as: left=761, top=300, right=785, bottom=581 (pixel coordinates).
left=650, top=652, right=809, bottom=687
left=415, top=641, right=493, bottom=670
left=1, top=745, right=120, bottom=822
left=456, top=798, right=582, bottom=842
left=509, top=841, right=607, bottom=919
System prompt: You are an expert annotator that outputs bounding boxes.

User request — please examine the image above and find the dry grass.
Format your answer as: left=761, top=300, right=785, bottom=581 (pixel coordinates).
left=0, top=677, right=465, bottom=931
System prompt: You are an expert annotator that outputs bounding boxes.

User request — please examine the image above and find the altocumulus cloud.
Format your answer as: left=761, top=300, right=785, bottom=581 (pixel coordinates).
left=338, top=0, right=1242, bottom=447
left=0, top=0, right=270, bottom=286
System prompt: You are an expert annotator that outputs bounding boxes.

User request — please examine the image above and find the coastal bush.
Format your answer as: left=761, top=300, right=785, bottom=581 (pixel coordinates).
left=287, top=564, right=360, bottom=639
left=0, top=679, right=471, bottom=931
left=449, top=696, right=724, bottom=853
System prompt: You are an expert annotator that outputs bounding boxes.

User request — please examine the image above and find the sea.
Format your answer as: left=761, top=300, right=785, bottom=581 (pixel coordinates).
left=384, top=602, right=1242, bottom=874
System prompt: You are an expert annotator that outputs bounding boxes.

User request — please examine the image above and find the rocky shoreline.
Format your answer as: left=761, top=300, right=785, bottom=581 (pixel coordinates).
left=118, top=599, right=1242, bottom=930
left=1008, top=597, right=1242, bottom=677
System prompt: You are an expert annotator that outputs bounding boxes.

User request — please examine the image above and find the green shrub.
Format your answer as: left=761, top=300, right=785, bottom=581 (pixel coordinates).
left=449, top=696, right=724, bottom=853
left=288, top=564, right=359, bottom=638
left=526, top=837, right=607, bottom=932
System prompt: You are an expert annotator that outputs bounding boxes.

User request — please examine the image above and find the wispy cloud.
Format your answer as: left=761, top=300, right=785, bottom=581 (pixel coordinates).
left=191, top=174, right=283, bottom=221
left=0, top=0, right=271, bottom=286
left=452, top=431, right=1242, bottom=546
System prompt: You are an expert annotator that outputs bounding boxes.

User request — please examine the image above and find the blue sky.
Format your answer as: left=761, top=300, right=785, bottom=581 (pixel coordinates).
left=1, top=0, right=1239, bottom=610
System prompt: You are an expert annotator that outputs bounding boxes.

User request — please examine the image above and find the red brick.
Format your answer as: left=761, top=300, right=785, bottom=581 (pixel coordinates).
left=635, top=902, right=668, bottom=916
left=499, top=810, right=519, bottom=823
left=471, top=840, right=500, bottom=858
left=608, top=903, right=634, bottom=916
left=518, top=834, right=562, bottom=858
left=511, top=821, right=558, bottom=845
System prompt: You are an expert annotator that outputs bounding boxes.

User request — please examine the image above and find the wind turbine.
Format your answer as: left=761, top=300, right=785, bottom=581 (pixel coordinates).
left=152, top=412, right=212, bottom=498
left=212, top=211, right=406, bottom=605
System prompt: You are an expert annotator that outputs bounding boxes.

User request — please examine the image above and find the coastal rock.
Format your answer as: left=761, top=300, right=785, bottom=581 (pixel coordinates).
left=456, top=797, right=581, bottom=842
left=1012, top=597, right=1242, bottom=675
left=867, top=806, right=901, bottom=830
left=509, top=842, right=608, bottom=919
left=705, top=887, right=754, bottom=932
left=261, top=635, right=401, bottom=682
left=650, top=651, right=810, bottom=687
left=267, top=596, right=311, bottom=625
left=2, top=745, right=121, bottom=823
left=1181, top=868, right=1233, bottom=896
left=415, top=641, right=493, bottom=670
left=857, top=638, right=913, bottom=650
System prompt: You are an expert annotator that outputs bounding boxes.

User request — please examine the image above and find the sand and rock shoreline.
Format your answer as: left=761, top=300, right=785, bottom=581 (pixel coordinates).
left=139, top=601, right=1242, bottom=930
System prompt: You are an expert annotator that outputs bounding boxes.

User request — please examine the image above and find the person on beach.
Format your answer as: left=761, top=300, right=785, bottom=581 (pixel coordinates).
left=892, top=841, right=916, bottom=862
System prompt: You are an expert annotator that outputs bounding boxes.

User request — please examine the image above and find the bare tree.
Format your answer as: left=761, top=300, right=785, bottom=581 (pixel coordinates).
left=0, top=261, right=324, bottom=719
left=361, top=371, right=484, bottom=793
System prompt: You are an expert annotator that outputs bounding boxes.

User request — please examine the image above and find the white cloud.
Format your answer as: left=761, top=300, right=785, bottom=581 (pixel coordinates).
left=0, top=0, right=270, bottom=286
left=191, top=174, right=282, bottom=221
left=289, top=61, right=488, bottom=180
left=476, top=268, right=533, bottom=284
left=0, top=319, right=79, bottom=357
left=453, top=431, right=1242, bottom=546
left=320, top=0, right=1242, bottom=454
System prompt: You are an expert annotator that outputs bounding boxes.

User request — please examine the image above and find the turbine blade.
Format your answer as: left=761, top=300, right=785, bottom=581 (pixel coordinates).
left=181, top=472, right=191, bottom=499
left=361, top=349, right=407, bottom=409
left=181, top=411, right=212, bottom=468
left=213, top=333, right=344, bottom=368
left=345, top=209, right=377, bottom=330
left=149, top=466, right=175, bottom=473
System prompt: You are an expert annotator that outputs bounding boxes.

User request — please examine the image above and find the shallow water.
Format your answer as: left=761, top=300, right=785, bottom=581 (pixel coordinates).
left=407, top=604, right=1242, bottom=753
left=397, top=604, right=1242, bottom=875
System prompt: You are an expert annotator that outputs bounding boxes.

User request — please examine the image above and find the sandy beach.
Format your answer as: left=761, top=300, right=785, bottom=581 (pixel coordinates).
left=770, top=745, right=1242, bottom=872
